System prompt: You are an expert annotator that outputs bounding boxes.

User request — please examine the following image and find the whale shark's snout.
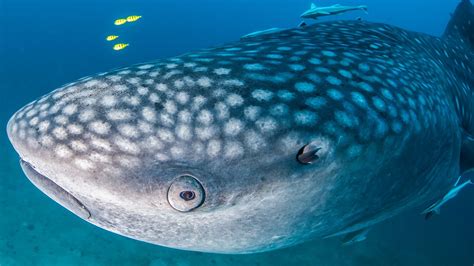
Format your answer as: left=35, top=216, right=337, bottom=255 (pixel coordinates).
left=7, top=106, right=92, bottom=220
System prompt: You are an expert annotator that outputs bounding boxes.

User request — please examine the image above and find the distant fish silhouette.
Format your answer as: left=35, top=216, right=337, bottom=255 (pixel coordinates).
left=423, top=179, right=473, bottom=220
left=301, top=3, right=368, bottom=20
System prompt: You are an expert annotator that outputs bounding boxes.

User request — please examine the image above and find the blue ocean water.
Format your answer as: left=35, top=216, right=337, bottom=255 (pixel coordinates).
left=1, top=0, right=473, bottom=265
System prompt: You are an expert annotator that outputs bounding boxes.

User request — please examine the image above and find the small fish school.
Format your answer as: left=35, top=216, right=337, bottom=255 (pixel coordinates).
left=114, top=15, right=142, bottom=26
left=108, top=15, right=142, bottom=51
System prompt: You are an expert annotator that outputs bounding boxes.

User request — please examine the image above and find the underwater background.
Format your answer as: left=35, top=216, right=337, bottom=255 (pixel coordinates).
left=0, top=0, right=473, bottom=265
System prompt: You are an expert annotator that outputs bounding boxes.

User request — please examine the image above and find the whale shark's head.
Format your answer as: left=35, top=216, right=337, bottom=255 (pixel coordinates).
left=6, top=22, right=432, bottom=253
left=5, top=63, right=359, bottom=253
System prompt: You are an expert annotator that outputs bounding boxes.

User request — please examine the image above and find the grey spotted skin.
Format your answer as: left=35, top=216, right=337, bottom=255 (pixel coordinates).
left=6, top=1, right=474, bottom=254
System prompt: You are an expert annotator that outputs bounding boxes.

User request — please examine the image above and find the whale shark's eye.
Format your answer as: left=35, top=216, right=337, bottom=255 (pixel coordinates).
left=167, top=175, right=205, bottom=212
left=179, top=191, right=196, bottom=201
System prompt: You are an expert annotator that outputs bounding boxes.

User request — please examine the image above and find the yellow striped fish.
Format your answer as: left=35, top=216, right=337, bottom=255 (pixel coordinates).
left=106, top=35, right=119, bottom=41
left=113, top=43, right=129, bottom=51
left=126, top=15, right=142, bottom=22
left=114, top=19, right=127, bottom=26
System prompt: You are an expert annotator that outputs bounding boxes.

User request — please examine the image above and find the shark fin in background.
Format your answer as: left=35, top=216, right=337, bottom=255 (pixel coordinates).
left=298, top=21, right=307, bottom=28
left=444, top=0, right=474, bottom=49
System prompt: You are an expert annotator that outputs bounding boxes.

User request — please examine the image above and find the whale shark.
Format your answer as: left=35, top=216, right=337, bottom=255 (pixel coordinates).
left=6, top=0, right=474, bottom=254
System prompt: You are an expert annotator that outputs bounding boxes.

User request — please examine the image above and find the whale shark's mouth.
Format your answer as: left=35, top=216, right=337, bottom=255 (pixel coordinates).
left=19, top=159, right=91, bottom=220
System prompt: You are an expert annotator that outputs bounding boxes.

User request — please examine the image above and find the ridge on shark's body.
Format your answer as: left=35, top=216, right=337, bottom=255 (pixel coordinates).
left=6, top=0, right=474, bottom=254
left=241, top=28, right=286, bottom=39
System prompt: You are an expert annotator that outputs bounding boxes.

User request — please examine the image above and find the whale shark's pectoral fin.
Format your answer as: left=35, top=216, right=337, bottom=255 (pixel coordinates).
left=317, top=11, right=331, bottom=15
left=341, top=228, right=370, bottom=246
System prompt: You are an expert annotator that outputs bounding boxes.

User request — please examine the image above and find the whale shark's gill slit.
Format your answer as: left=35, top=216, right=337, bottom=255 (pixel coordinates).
left=297, top=144, right=321, bottom=165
